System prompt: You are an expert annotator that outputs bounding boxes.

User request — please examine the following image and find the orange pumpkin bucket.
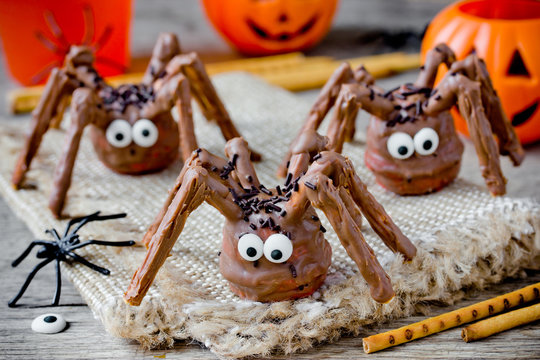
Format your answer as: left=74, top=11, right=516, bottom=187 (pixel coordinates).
left=0, top=0, right=132, bottom=86
left=201, top=0, right=339, bottom=56
left=422, top=0, right=540, bottom=145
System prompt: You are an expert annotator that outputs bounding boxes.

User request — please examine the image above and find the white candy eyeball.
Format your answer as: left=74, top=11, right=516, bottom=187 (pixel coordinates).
left=237, top=233, right=264, bottom=261
left=106, top=119, right=132, bottom=148
left=387, top=132, right=414, bottom=159
left=31, top=313, right=67, bottom=334
left=132, top=119, right=159, bottom=148
left=263, top=234, right=293, bottom=264
left=414, top=127, right=439, bottom=155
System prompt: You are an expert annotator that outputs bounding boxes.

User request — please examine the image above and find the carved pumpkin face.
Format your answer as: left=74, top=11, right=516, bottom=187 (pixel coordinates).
left=422, top=0, right=540, bottom=144
left=202, top=0, right=339, bottom=55
left=0, top=0, right=131, bottom=86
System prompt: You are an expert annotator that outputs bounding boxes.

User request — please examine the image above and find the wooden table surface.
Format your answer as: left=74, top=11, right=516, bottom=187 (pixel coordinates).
left=1, top=1, right=540, bottom=359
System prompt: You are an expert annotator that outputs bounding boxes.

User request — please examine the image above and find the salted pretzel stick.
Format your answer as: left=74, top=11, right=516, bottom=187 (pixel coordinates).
left=8, top=53, right=420, bottom=113
left=362, top=282, right=540, bottom=354
left=461, top=302, right=540, bottom=342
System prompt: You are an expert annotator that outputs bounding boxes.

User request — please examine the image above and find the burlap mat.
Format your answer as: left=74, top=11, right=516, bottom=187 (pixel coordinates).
left=0, top=73, right=539, bottom=358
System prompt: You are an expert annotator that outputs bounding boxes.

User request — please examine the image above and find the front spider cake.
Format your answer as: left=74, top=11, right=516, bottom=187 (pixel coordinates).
left=12, top=32, right=259, bottom=218
left=279, top=43, right=525, bottom=196
left=124, top=132, right=416, bottom=304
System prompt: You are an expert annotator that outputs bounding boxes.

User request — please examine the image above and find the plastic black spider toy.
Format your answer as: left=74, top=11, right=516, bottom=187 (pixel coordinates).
left=8, top=211, right=135, bottom=307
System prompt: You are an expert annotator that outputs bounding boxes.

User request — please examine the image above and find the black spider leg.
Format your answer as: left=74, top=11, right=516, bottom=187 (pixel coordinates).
left=53, top=258, right=62, bottom=306
left=64, top=212, right=127, bottom=238
left=63, top=239, right=135, bottom=275
left=9, top=212, right=133, bottom=307
left=43, top=228, right=67, bottom=306
left=8, top=258, right=54, bottom=307
left=68, top=239, right=136, bottom=251
left=11, top=240, right=52, bottom=267
left=65, top=251, right=110, bottom=275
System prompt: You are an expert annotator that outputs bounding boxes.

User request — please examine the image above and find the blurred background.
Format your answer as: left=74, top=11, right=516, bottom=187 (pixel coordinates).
left=0, top=0, right=454, bottom=90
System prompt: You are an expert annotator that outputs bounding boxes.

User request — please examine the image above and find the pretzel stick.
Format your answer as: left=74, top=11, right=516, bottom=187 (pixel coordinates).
left=8, top=52, right=420, bottom=113
left=362, top=282, right=540, bottom=354
left=461, top=302, right=540, bottom=342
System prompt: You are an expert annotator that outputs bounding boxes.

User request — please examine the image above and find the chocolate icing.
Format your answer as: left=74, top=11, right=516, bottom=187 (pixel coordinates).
left=12, top=32, right=258, bottom=218
left=125, top=134, right=415, bottom=305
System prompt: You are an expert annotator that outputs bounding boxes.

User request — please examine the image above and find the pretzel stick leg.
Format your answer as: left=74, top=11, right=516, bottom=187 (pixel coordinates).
left=142, top=32, right=181, bottom=85
left=12, top=68, right=73, bottom=188
left=302, top=176, right=394, bottom=303
left=124, top=167, right=207, bottom=306
left=165, top=53, right=261, bottom=161
left=49, top=94, right=70, bottom=129
left=277, top=62, right=355, bottom=177
left=414, top=43, right=456, bottom=89
left=326, top=88, right=359, bottom=153
left=175, top=76, right=198, bottom=162
left=362, top=282, right=540, bottom=353
left=462, top=302, right=540, bottom=342
left=48, top=88, right=102, bottom=218
left=141, top=158, right=191, bottom=248
left=142, top=149, right=238, bottom=247
left=450, top=56, right=524, bottom=166
left=224, top=137, right=261, bottom=189
left=423, top=73, right=506, bottom=196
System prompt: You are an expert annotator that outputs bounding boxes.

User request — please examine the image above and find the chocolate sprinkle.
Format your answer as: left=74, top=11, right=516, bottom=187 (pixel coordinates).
left=383, top=86, right=400, bottom=98
left=100, top=84, right=155, bottom=113
left=320, top=225, right=326, bottom=233
left=304, top=181, right=317, bottom=191
left=416, top=100, right=422, bottom=116
left=289, top=264, right=297, bottom=278
left=284, top=173, right=293, bottom=187
left=259, top=185, right=272, bottom=195
left=250, top=223, right=257, bottom=230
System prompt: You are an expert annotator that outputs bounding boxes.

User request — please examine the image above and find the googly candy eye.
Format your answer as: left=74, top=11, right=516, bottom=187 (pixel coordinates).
left=387, top=132, right=414, bottom=159
left=132, top=119, right=159, bottom=148
left=413, top=127, right=439, bottom=155
left=31, top=313, right=67, bottom=334
left=263, top=234, right=293, bottom=264
left=106, top=119, right=132, bottom=148
left=237, top=233, right=264, bottom=261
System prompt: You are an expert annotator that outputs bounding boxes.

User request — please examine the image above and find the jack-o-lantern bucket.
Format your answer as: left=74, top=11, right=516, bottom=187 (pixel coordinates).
left=201, top=0, right=339, bottom=56
left=0, top=0, right=132, bottom=86
left=422, top=0, right=540, bottom=145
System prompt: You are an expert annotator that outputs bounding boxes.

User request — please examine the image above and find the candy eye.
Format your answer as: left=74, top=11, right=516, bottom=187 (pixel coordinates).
left=237, top=233, right=264, bottom=261
left=387, top=132, right=414, bottom=159
left=132, top=119, right=159, bottom=148
left=414, top=128, right=439, bottom=155
left=263, top=234, right=293, bottom=264
left=31, top=313, right=67, bottom=334
left=106, top=119, right=132, bottom=148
